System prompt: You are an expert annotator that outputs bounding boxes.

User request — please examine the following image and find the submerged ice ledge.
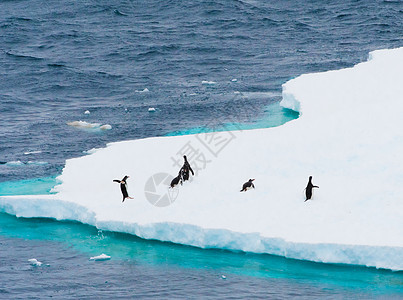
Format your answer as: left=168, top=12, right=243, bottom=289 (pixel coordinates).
left=0, top=195, right=402, bottom=270
left=1, top=47, right=403, bottom=271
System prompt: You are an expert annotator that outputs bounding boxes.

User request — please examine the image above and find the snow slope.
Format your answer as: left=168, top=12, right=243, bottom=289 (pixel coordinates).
left=1, top=48, right=403, bottom=270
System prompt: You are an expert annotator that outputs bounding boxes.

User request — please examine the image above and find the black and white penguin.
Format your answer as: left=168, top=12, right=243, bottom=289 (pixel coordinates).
left=113, top=175, right=133, bottom=202
left=240, top=179, right=255, bottom=192
left=180, top=155, right=194, bottom=182
left=170, top=172, right=182, bottom=188
left=305, top=176, right=319, bottom=201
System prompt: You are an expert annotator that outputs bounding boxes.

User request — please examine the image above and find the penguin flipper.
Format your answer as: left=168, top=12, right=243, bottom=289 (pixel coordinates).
left=113, top=180, right=121, bottom=183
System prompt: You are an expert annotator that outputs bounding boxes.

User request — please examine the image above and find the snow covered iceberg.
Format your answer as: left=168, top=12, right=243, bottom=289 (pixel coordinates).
left=1, top=47, right=403, bottom=270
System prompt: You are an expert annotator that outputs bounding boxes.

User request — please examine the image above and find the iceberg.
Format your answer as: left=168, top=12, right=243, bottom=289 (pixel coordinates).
left=1, top=48, right=403, bottom=270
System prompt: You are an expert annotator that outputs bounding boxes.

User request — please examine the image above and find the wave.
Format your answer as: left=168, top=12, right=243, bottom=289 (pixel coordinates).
left=3, top=161, right=48, bottom=166
left=5, top=51, right=44, bottom=61
left=47, top=63, right=66, bottom=68
left=5, top=161, right=24, bottom=166
left=201, top=80, right=217, bottom=85
left=3, top=47, right=403, bottom=271
left=24, top=151, right=43, bottom=155
left=113, top=9, right=128, bottom=16
left=135, top=88, right=149, bottom=93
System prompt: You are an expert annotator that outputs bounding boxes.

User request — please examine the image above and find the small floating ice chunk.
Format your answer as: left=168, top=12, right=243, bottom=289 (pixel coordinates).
left=67, top=121, right=111, bottom=131
left=234, top=91, right=241, bottom=94
left=67, top=121, right=101, bottom=128
left=90, top=254, right=111, bottom=261
left=221, top=275, right=227, bottom=280
left=202, top=80, right=216, bottom=85
left=135, top=88, right=149, bottom=93
left=28, top=258, right=42, bottom=267
left=231, top=79, right=237, bottom=82
left=84, top=110, right=90, bottom=115
left=100, top=124, right=112, bottom=130
left=148, top=107, right=156, bottom=112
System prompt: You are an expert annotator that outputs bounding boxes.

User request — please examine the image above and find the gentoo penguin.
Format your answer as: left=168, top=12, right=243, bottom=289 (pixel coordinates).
left=240, top=179, right=255, bottom=192
left=170, top=171, right=182, bottom=188
left=180, top=155, right=194, bottom=182
left=305, top=176, right=319, bottom=201
left=113, top=175, right=133, bottom=202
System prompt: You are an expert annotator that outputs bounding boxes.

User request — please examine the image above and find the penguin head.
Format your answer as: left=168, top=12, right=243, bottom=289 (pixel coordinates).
left=309, top=176, right=312, bottom=181
left=249, top=179, right=255, bottom=182
left=123, top=175, right=129, bottom=180
left=183, top=155, right=188, bottom=161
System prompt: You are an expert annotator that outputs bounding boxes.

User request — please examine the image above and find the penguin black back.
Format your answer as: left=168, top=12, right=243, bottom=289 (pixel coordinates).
left=181, top=155, right=194, bottom=181
left=305, top=176, right=319, bottom=201
left=170, top=172, right=182, bottom=188
left=240, top=179, right=255, bottom=192
left=113, top=175, right=132, bottom=202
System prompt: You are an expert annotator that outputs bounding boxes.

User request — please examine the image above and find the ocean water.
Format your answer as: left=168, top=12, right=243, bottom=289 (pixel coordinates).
left=1, top=0, right=403, bottom=298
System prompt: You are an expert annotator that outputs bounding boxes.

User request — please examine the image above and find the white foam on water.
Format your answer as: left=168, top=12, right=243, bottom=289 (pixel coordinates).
left=202, top=80, right=217, bottom=85
left=23, top=151, right=42, bottom=155
left=28, top=258, right=43, bottom=267
left=89, top=254, right=111, bottom=261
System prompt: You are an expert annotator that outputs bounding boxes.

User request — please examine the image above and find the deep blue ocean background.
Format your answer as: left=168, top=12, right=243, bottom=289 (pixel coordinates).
left=1, top=0, right=402, bottom=298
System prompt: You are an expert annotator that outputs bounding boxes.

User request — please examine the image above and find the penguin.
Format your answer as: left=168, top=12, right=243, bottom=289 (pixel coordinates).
left=113, top=175, right=133, bottom=202
left=170, top=171, right=182, bottom=188
left=240, top=179, right=255, bottom=192
left=305, top=176, right=319, bottom=201
left=180, top=155, right=194, bottom=182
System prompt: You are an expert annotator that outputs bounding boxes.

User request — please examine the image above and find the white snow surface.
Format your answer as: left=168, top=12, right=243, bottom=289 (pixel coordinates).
left=1, top=48, right=403, bottom=270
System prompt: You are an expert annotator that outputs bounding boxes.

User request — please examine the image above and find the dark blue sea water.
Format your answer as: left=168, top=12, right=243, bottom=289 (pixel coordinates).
left=1, top=0, right=402, bottom=298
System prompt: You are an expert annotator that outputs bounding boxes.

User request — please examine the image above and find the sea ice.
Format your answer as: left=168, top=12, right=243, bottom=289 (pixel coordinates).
left=2, top=48, right=403, bottom=270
